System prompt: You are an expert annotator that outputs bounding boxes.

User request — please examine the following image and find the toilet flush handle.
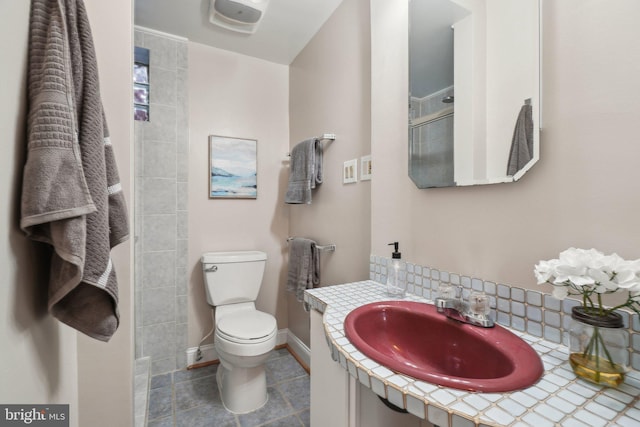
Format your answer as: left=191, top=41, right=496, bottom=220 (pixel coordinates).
left=204, top=265, right=218, bottom=272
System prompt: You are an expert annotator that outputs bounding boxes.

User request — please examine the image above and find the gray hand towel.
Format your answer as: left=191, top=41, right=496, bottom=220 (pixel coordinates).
left=506, top=104, right=534, bottom=175
left=285, top=138, right=323, bottom=204
left=286, top=238, right=320, bottom=301
left=21, top=0, right=129, bottom=342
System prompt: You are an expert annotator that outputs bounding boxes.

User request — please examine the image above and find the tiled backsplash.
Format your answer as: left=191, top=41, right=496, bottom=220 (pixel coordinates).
left=370, top=255, right=640, bottom=371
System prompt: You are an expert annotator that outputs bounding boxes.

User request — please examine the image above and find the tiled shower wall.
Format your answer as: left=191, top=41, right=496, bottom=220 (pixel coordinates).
left=134, top=28, right=189, bottom=374
left=410, top=85, right=454, bottom=119
left=409, top=86, right=455, bottom=187
left=370, top=255, right=640, bottom=371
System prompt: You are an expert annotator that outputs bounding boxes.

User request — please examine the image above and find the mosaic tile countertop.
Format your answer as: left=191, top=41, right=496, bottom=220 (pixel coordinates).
left=304, top=281, right=640, bottom=427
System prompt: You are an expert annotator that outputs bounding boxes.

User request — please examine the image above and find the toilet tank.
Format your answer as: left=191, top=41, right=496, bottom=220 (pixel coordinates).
left=200, top=251, right=267, bottom=306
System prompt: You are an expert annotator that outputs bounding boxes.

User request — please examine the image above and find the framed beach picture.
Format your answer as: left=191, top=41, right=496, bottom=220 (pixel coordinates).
left=209, top=135, right=257, bottom=199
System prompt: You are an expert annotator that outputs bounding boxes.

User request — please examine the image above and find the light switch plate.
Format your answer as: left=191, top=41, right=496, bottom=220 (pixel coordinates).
left=360, top=155, right=371, bottom=181
left=343, top=159, right=358, bottom=184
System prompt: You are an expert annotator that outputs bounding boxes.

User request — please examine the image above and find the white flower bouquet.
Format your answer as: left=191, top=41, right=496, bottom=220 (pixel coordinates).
left=534, top=247, right=640, bottom=386
left=534, top=247, right=640, bottom=315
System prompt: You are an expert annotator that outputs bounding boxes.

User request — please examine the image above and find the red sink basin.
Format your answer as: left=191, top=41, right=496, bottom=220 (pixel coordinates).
left=344, top=301, right=543, bottom=392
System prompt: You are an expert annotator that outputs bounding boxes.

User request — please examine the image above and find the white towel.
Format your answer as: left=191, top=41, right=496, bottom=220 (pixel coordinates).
left=285, top=138, right=323, bottom=204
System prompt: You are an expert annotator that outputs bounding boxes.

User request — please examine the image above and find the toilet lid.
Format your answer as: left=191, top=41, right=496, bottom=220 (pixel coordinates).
left=217, top=311, right=277, bottom=343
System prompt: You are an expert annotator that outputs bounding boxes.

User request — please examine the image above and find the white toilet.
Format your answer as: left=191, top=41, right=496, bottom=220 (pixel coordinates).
left=200, top=250, right=277, bottom=414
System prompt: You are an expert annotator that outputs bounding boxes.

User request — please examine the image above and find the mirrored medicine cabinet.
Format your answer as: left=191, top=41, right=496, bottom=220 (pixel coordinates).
left=409, top=0, right=541, bottom=188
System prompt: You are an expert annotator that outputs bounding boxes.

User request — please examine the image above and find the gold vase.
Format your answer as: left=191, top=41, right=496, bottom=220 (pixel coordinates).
left=569, top=306, right=628, bottom=387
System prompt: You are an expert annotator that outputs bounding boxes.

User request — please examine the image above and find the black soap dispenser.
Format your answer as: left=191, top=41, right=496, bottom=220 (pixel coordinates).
left=386, top=242, right=406, bottom=297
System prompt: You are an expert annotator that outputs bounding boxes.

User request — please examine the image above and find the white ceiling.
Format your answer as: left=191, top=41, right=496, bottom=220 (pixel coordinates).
left=134, top=0, right=344, bottom=65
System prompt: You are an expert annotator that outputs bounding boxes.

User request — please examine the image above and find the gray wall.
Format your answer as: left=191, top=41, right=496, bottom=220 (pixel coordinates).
left=1, top=1, right=135, bottom=425
left=0, top=2, right=80, bottom=418
left=288, top=0, right=372, bottom=347
left=371, top=0, right=640, bottom=303
left=134, top=28, right=190, bottom=373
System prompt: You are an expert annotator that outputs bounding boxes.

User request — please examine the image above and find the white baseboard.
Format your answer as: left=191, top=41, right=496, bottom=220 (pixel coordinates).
left=276, top=329, right=288, bottom=346
left=286, top=329, right=311, bottom=368
left=186, top=343, right=218, bottom=367
left=186, top=328, right=310, bottom=369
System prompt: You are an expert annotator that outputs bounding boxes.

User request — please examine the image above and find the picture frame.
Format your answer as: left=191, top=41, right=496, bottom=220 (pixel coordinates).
left=209, top=135, right=257, bottom=199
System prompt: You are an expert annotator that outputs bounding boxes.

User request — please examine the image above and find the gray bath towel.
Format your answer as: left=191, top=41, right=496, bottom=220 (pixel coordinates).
left=21, top=0, right=129, bottom=341
left=285, top=138, right=323, bottom=204
left=506, top=103, right=534, bottom=175
left=286, top=238, right=320, bottom=301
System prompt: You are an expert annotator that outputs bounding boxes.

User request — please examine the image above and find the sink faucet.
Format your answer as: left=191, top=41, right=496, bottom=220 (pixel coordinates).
left=434, top=285, right=494, bottom=328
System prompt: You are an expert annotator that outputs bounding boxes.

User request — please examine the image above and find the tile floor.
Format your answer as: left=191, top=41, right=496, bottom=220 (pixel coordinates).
left=146, top=348, right=310, bottom=427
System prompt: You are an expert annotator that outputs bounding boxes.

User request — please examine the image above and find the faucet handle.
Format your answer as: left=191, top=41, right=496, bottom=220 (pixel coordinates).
left=437, top=283, right=456, bottom=300
left=469, top=291, right=490, bottom=316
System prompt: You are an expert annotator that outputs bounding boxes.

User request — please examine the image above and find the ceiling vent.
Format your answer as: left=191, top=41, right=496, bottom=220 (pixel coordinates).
left=209, top=0, right=270, bottom=34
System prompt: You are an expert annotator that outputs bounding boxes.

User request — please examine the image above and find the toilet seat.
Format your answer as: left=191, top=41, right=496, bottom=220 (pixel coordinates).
left=216, top=310, right=277, bottom=344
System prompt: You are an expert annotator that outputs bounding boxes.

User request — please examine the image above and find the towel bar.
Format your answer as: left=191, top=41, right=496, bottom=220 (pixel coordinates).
left=286, top=133, right=335, bottom=157
left=318, top=133, right=336, bottom=141
left=286, top=237, right=336, bottom=252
